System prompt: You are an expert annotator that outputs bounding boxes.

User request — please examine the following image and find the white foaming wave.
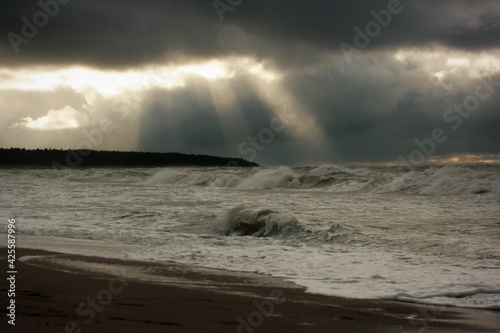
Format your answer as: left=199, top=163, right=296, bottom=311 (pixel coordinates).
left=393, top=287, right=500, bottom=300
left=392, top=287, right=500, bottom=309
left=145, top=165, right=500, bottom=196
left=146, top=167, right=309, bottom=189
left=308, top=164, right=376, bottom=176
left=419, top=166, right=491, bottom=196
left=376, top=165, right=500, bottom=196
left=237, top=167, right=302, bottom=189
left=145, top=165, right=378, bottom=190
left=215, top=205, right=302, bottom=237
left=146, top=168, right=245, bottom=187
left=210, top=206, right=371, bottom=247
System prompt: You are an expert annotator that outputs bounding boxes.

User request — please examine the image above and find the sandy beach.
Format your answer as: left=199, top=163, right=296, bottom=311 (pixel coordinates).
left=1, top=247, right=499, bottom=333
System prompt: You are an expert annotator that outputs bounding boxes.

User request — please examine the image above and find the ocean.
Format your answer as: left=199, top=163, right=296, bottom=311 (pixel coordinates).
left=2, top=165, right=499, bottom=309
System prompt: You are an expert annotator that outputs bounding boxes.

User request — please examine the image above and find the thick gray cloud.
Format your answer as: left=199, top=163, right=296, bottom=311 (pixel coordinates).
left=2, top=0, right=499, bottom=68
left=1, top=0, right=499, bottom=165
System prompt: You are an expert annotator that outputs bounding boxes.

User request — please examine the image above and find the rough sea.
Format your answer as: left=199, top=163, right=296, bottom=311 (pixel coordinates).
left=1, top=165, right=499, bottom=309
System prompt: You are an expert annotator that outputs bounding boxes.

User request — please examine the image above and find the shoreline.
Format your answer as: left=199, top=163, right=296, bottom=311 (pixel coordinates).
left=1, top=248, right=499, bottom=332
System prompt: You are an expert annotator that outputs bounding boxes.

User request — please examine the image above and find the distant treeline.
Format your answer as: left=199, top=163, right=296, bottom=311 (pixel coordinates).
left=0, top=148, right=259, bottom=168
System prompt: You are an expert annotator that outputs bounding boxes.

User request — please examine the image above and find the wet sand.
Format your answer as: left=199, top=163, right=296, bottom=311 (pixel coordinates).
left=1, top=248, right=499, bottom=333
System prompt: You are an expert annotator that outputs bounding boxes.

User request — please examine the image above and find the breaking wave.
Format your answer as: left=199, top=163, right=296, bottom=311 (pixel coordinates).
left=376, top=165, right=498, bottom=196
left=147, top=165, right=500, bottom=196
left=212, top=206, right=368, bottom=245
left=216, top=205, right=302, bottom=237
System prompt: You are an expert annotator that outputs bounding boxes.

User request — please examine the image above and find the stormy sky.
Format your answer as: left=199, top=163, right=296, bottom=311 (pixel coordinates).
left=1, top=0, right=499, bottom=165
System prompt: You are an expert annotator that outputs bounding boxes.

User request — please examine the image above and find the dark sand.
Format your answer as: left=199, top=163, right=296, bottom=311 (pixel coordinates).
left=1, top=248, right=499, bottom=333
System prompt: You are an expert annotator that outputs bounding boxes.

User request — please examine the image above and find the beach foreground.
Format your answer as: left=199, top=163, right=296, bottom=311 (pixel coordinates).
left=1, top=248, right=499, bottom=333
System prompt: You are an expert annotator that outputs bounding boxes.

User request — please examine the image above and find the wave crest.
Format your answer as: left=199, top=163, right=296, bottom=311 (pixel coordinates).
left=218, top=205, right=301, bottom=237
left=146, top=165, right=500, bottom=196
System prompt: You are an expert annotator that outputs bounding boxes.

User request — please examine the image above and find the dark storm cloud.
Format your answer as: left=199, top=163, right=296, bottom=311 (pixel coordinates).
left=1, top=0, right=499, bottom=68
left=283, top=65, right=500, bottom=163
left=1, top=0, right=224, bottom=68
left=2, top=0, right=500, bottom=165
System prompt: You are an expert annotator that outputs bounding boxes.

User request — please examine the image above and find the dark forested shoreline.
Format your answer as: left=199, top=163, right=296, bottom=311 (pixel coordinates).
left=0, top=148, right=259, bottom=168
